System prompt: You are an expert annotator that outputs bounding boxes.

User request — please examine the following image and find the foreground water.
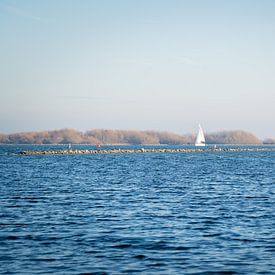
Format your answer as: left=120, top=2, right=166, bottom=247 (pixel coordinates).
left=0, top=145, right=274, bottom=274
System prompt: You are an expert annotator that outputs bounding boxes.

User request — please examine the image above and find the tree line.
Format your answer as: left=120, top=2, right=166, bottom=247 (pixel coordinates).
left=0, top=128, right=267, bottom=144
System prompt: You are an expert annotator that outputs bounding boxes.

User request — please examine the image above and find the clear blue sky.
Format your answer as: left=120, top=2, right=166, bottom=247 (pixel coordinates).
left=0, top=0, right=274, bottom=138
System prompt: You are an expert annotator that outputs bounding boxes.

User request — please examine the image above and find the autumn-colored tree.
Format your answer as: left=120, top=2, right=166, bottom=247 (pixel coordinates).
left=0, top=128, right=265, bottom=145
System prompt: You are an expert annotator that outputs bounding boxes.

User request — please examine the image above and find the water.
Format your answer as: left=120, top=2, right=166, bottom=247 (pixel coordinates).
left=0, top=145, right=274, bottom=274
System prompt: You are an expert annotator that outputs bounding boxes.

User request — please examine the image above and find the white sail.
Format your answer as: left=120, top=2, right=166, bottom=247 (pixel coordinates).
left=195, top=124, right=206, bottom=146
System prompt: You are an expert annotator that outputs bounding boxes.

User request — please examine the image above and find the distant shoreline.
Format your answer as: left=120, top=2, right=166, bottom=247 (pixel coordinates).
left=0, top=128, right=274, bottom=145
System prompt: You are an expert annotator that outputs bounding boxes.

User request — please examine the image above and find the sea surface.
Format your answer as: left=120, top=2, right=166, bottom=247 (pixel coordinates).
left=0, top=145, right=274, bottom=275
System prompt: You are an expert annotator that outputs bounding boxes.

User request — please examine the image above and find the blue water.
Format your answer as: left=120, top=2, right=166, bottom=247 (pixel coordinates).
left=0, top=145, right=274, bottom=274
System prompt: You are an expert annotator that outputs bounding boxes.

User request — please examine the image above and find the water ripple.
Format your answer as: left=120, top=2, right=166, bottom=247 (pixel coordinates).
left=0, top=145, right=274, bottom=274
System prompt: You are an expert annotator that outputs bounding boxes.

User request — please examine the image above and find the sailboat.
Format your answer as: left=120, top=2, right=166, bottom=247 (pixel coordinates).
left=195, top=124, right=206, bottom=146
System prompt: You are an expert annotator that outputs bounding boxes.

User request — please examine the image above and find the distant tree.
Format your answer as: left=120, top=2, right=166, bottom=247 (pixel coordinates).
left=31, top=131, right=49, bottom=144
left=81, top=130, right=101, bottom=144
left=8, top=132, right=35, bottom=144
left=86, top=129, right=108, bottom=144
left=206, top=130, right=262, bottom=144
left=51, top=129, right=83, bottom=144
left=0, top=134, right=9, bottom=143
left=157, top=132, right=184, bottom=145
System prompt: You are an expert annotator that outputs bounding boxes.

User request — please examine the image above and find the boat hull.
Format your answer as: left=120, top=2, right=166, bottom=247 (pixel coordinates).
left=195, top=143, right=205, bottom=147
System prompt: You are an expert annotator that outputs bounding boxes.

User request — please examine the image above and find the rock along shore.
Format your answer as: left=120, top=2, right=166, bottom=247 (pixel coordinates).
left=19, top=147, right=275, bottom=155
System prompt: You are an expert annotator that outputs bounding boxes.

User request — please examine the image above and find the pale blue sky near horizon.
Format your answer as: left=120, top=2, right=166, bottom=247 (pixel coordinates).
left=0, top=0, right=274, bottom=138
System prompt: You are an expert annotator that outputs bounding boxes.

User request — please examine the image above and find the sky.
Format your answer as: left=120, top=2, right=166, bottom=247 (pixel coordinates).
left=0, top=0, right=274, bottom=138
